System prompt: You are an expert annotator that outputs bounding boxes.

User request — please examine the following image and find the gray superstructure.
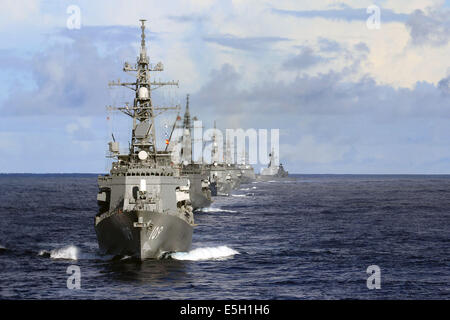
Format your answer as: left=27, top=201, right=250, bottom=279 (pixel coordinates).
left=207, top=121, right=233, bottom=196
left=234, top=150, right=255, bottom=185
left=257, top=149, right=292, bottom=181
left=239, top=165, right=256, bottom=183
left=95, top=20, right=194, bottom=260
left=223, top=142, right=242, bottom=190
left=238, top=153, right=256, bottom=184
left=167, top=95, right=212, bottom=210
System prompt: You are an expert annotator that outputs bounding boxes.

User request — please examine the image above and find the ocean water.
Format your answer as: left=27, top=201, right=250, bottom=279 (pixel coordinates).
left=0, top=174, right=449, bottom=299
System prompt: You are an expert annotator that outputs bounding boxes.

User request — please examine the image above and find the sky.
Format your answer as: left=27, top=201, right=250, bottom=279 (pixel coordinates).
left=0, top=0, right=449, bottom=173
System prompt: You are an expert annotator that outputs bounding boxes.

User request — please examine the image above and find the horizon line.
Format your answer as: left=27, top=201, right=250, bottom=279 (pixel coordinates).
left=1, top=172, right=450, bottom=176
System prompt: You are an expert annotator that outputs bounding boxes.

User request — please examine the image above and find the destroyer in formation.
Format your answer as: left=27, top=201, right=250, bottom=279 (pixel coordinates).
left=237, top=151, right=256, bottom=184
left=257, top=149, right=292, bottom=181
left=207, top=122, right=233, bottom=196
left=223, top=142, right=242, bottom=190
left=167, top=94, right=213, bottom=210
left=95, top=20, right=194, bottom=260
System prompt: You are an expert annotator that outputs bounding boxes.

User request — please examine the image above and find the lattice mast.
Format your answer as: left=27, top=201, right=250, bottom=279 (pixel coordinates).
left=108, top=20, right=179, bottom=164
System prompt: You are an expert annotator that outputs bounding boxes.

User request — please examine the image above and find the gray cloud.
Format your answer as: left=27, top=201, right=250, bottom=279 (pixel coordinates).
left=191, top=43, right=450, bottom=172
left=438, top=74, right=450, bottom=93
left=206, top=68, right=449, bottom=120
left=353, top=42, right=369, bottom=53
left=272, top=4, right=408, bottom=23
left=1, top=37, right=128, bottom=116
left=203, top=34, right=290, bottom=51
left=167, top=14, right=209, bottom=23
left=406, top=8, right=450, bottom=46
left=283, top=46, right=328, bottom=70
left=317, top=38, right=343, bottom=52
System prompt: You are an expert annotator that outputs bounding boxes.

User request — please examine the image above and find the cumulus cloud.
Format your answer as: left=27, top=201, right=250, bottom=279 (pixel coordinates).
left=191, top=41, right=450, bottom=173
left=406, top=8, right=450, bottom=46
left=283, top=46, right=329, bottom=70
left=0, top=35, right=127, bottom=116
left=317, top=38, right=343, bottom=52
left=438, top=74, right=450, bottom=93
left=1, top=1, right=449, bottom=173
left=196, top=62, right=450, bottom=122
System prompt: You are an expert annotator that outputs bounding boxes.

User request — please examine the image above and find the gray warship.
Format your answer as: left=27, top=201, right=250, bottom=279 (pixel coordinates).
left=208, top=122, right=233, bottom=196
left=223, top=142, right=242, bottom=190
left=257, top=149, right=292, bottom=181
left=95, top=20, right=194, bottom=260
left=237, top=152, right=256, bottom=184
left=167, top=94, right=212, bottom=210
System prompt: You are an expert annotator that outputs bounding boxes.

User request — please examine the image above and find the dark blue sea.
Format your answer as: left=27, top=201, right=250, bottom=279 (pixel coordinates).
left=0, top=174, right=449, bottom=299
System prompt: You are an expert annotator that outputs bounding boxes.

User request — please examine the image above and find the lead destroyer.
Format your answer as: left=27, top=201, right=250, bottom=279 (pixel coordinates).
left=95, top=20, right=194, bottom=260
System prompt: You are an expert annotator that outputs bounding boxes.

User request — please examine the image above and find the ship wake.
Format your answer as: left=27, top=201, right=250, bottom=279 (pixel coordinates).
left=198, top=207, right=237, bottom=213
left=39, top=245, right=79, bottom=260
left=170, top=246, right=239, bottom=261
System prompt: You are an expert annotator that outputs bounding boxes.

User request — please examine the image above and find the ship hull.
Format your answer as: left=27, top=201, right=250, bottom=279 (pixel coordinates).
left=209, top=181, right=217, bottom=196
left=217, top=181, right=232, bottom=196
left=185, top=174, right=212, bottom=210
left=239, top=176, right=254, bottom=184
left=230, top=177, right=241, bottom=190
left=239, top=168, right=256, bottom=184
left=95, top=209, right=192, bottom=260
left=256, top=174, right=296, bottom=182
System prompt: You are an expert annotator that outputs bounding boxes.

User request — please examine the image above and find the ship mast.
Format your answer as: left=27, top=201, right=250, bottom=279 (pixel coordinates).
left=211, top=120, right=219, bottom=163
left=183, top=94, right=191, bottom=132
left=108, top=20, right=179, bottom=164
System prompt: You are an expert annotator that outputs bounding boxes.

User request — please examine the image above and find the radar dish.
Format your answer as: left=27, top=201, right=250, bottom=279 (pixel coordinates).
left=138, top=150, right=148, bottom=160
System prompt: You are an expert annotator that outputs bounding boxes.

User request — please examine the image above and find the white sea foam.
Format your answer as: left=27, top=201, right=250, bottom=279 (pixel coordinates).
left=171, top=246, right=239, bottom=261
left=240, top=188, right=250, bottom=191
left=39, top=245, right=79, bottom=260
left=232, top=194, right=246, bottom=197
left=199, top=207, right=237, bottom=213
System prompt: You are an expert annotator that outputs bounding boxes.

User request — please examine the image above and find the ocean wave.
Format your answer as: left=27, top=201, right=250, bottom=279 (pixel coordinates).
left=232, top=194, right=246, bottom=197
left=170, top=246, right=239, bottom=261
left=38, top=245, right=79, bottom=260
